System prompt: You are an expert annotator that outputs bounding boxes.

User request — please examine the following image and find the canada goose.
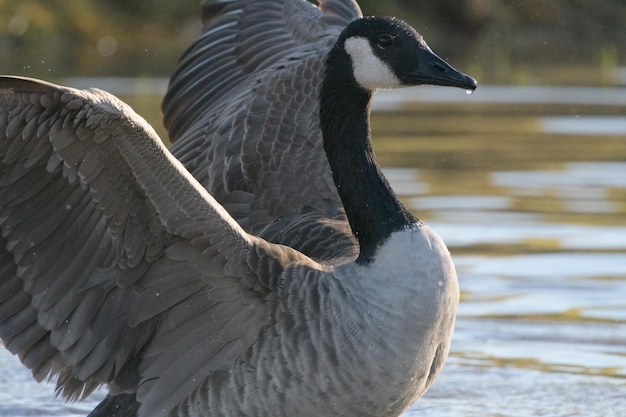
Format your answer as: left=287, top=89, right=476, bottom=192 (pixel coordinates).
left=0, top=1, right=476, bottom=417
left=163, top=0, right=475, bottom=264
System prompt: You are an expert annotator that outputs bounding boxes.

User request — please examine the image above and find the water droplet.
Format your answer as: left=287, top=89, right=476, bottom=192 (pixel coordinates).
left=465, top=89, right=474, bottom=95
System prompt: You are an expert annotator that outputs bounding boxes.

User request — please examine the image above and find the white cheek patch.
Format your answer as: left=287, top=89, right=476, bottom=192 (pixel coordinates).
left=344, top=37, right=402, bottom=91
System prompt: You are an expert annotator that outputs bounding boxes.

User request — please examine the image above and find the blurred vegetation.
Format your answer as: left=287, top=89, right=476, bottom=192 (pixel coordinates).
left=0, top=0, right=624, bottom=85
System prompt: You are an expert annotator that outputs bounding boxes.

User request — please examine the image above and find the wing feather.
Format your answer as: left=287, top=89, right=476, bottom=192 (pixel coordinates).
left=0, top=76, right=319, bottom=410
left=163, top=0, right=359, bottom=262
left=2, top=0, right=367, bottom=411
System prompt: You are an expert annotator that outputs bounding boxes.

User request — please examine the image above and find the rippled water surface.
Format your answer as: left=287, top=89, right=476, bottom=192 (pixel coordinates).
left=1, top=83, right=625, bottom=416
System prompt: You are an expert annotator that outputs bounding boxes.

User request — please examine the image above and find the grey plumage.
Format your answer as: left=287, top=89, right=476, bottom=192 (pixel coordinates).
left=0, top=0, right=475, bottom=416
left=0, top=76, right=318, bottom=414
left=164, top=0, right=360, bottom=262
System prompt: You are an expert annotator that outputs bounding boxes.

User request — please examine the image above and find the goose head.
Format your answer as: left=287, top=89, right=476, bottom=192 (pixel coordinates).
left=332, top=16, right=477, bottom=92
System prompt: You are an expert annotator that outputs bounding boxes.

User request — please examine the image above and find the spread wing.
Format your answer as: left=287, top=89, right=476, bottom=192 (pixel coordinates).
left=163, top=0, right=362, bottom=262
left=0, top=76, right=320, bottom=414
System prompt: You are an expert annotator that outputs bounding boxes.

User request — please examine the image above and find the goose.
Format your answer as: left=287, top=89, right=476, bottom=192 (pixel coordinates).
left=0, top=1, right=476, bottom=417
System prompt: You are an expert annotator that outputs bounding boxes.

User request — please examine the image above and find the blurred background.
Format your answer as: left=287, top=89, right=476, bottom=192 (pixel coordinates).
left=0, top=1, right=625, bottom=417
left=0, top=0, right=624, bottom=85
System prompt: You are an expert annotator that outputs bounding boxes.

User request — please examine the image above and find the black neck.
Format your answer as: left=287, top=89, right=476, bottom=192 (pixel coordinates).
left=320, top=48, right=418, bottom=264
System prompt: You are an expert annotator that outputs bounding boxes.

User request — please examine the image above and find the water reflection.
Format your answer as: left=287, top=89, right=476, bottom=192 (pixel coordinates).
left=375, top=85, right=626, bottom=108
left=540, top=116, right=626, bottom=135
left=492, top=162, right=626, bottom=191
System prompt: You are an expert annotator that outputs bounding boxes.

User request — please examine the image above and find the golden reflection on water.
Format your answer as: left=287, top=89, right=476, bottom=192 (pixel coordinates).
left=370, top=102, right=625, bottom=228
left=371, top=103, right=624, bottom=169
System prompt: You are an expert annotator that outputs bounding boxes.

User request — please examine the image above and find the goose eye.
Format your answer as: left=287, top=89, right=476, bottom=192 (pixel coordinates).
left=376, top=34, right=394, bottom=48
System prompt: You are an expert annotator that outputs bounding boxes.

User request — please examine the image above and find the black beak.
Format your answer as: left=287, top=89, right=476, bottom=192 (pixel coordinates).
left=407, top=46, right=477, bottom=91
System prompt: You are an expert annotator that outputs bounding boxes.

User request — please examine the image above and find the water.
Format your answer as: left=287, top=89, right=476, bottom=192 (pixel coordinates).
left=1, top=83, right=625, bottom=416
left=376, top=86, right=626, bottom=416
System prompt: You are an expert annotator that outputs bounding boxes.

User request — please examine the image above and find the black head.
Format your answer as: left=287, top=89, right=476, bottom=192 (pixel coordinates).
left=336, top=16, right=477, bottom=92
